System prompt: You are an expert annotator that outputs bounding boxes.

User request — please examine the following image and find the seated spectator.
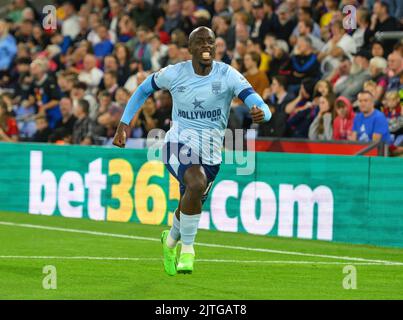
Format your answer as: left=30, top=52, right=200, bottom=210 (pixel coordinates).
left=93, top=24, right=114, bottom=58
left=333, top=96, right=355, bottom=140
left=247, top=37, right=270, bottom=73
left=163, top=0, right=183, bottom=35
left=154, top=90, right=173, bottom=133
left=285, top=78, right=317, bottom=138
left=386, top=51, right=403, bottom=92
left=289, top=36, right=321, bottom=94
left=308, top=95, right=335, bottom=140
left=96, top=91, right=123, bottom=138
left=29, top=58, right=62, bottom=129
left=0, top=19, right=17, bottom=72
left=72, top=99, right=95, bottom=145
left=371, top=40, right=385, bottom=58
left=381, top=91, right=403, bottom=144
left=276, top=3, right=297, bottom=42
left=352, top=7, right=372, bottom=51
left=71, top=81, right=98, bottom=121
left=327, top=55, right=351, bottom=87
left=268, top=39, right=292, bottom=78
left=265, top=75, right=295, bottom=114
left=369, top=0, right=401, bottom=55
left=57, top=70, right=77, bottom=98
left=150, top=35, right=169, bottom=71
left=52, top=97, right=77, bottom=140
left=133, top=26, right=152, bottom=71
left=131, top=97, right=159, bottom=138
left=290, top=7, right=321, bottom=43
left=61, top=1, right=80, bottom=42
left=214, top=37, right=231, bottom=65
left=243, top=52, right=270, bottom=96
left=313, top=79, right=335, bottom=100
left=103, top=71, right=119, bottom=100
left=369, top=56, right=388, bottom=102
left=78, top=54, right=104, bottom=94
left=212, top=14, right=235, bottom=51
left=31, top=114, right=52, bottom=142
left=350, top=91, right=392, bottom=144
left=0, top=99, right=18, bottom=142
left=113, top=43, right=136, bottom=86
left=250, top=1, right=274, bottom=41
left=319, top=20, right=357, bottom=78
left=292, top=19, right=324, bottom=53
left=334, top=49, right=372, bottom=102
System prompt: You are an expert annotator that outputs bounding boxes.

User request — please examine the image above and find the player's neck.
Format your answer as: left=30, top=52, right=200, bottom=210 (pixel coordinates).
left=192, top=60, right=213, bottom=76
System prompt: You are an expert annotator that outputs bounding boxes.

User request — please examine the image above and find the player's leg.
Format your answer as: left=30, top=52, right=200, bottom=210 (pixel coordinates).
left=177, top=165, right=207, bottom=274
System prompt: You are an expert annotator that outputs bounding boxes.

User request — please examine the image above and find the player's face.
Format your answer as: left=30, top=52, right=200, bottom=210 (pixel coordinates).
left=190, top=31, right=216, bottom=66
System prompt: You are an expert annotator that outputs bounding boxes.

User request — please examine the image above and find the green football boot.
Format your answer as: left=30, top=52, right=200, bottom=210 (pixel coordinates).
left=161, top=230, right=178, bottom=276
left=177, top=253, right=195, bottom=274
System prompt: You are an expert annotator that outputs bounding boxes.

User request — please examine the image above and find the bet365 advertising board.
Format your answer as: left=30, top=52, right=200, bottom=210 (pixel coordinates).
left=0, top=142, right=402, bottom=248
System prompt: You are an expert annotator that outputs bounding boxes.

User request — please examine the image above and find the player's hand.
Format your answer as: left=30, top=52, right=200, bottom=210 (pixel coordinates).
left=250, top=105, right=265, bottom=123
left=112, top=123, right=127, bottom=148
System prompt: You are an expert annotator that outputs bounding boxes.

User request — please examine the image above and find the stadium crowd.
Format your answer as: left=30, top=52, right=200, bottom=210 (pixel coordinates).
left=0, top=0, right=402, bottom=154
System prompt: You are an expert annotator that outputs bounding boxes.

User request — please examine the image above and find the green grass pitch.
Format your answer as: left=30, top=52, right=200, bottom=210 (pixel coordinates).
left=0, top=210, right=402, bottom=300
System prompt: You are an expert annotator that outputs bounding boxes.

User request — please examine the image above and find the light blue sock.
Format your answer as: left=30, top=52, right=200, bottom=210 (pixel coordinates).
left=180, top=212, right=201, bottom=254
left=168, top=213, right=181, bottom=242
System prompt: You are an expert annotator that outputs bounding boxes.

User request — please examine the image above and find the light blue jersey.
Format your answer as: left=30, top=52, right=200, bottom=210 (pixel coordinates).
left=120, top=60, right=271, bottom=165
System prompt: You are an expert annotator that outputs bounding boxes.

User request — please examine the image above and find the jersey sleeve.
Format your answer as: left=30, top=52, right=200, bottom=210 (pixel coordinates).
left=227, top=66, right=253, bottom=97
left=153, top=64, right=177, bottom=90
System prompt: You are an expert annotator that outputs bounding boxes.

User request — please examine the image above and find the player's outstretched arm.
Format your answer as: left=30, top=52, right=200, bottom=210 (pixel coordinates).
left=239, top=88, right=272, bottom=124
left=112, top=74, right=159, bottom=148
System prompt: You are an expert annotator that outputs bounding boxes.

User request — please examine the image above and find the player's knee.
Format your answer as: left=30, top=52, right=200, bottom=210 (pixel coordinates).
left=187, top=178, right=206, bottom=195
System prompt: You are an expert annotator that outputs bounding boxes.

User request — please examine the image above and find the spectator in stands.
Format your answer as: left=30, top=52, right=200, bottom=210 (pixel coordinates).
left=72, top=99, right=95, bottom=145
left=133, top=96, right=158, bottom=138
left=369, top=56, right=388, bottom=103
left=163, top=0, right=183, bottom=34
left=57, top=70, right=77, bottom=98
left=243, top=52, right=270, bottom=96
left=212, top=14, right=235, bottom=51
left=250, top=1, right=272, bottom=41
left=51, top=97, right=77, bottom=142
left=350, top=91, right=392, bottom=144
left=293, top=19, right=324, bottom=52
left=150, top=35, right=169, bottom=71
left=0, top=99, right=18, bottom=142
left=334, top=49, right=372, bottom=102
left=268, top=39, right=291, bottom=78
left=285, top=77, right=317, bottom=138
left=265, top=75, right=295, bottom=114
left=369, top=0, right=401, bottom=55
left=96, top=91, right=123, bottom=138
left=353, top=7, right=372, bottom=51
left=70, top=81, right=97, bottom=121
left=386, top=51, right=403, bottom=92
left=247, top=37, right=270, bottom=72
left=103, top=71, right=119, bottom=100
left=313, top=80, right=335, bottom=100
left=114, top=44, right=135, bottom=86
left=133, top=26, right=152, bottom=71
left=319, top=20, right=357, bottom=78
left=381, top=91, right=403, bottom=144
left=0, top=19, right=17, bottom=72
left=308, top=94, right=335, bottom=140
left=257, top=102, right=287, bottom=137
left=31, top=114, right=52, bottom=142
left=154, top=90, right=173, bottom=133
left=289, top=36, right=321, bottom=94
left=93, top=24, right=114, bottom=58
left=61, top=1, right=80, bottom=42
left=371, top=40, right=385, bottom=58
left=29, top=58, right=62, bottom=129
left=333, top=96, right=355, bottom=140
left=78, top=54, right=104, bottom=94
left=276, top=3, right=297, bottom=42
left=129, top=0, right=162, bottom=31
left=214, top=37, right=231, bottom=65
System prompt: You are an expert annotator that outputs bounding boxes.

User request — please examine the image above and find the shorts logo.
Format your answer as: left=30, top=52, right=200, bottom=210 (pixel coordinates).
left=212, top=82, right=222, bottom=95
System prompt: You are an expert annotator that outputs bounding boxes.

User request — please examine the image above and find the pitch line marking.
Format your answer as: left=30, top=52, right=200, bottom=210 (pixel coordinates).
left=0, top=255, right=399, bottom=266
left=1, top=220, right=402, bottom=266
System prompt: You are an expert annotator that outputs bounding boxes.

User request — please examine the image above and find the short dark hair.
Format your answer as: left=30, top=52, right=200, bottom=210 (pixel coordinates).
left=73, top=81, right=87, bottom=91
left=272, top=75, right=288, bottom=89
left=301, top=18, right=313, bottom=32
left=78, top=99, right=90, bottom=114
left=247, top=51, right=261, bottom=67
left=105, top=70, right=118, bottom=80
